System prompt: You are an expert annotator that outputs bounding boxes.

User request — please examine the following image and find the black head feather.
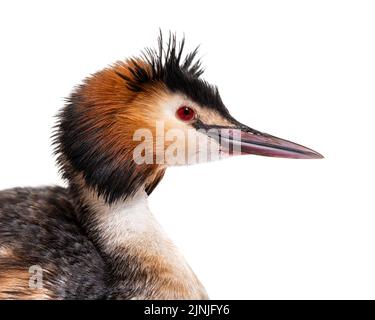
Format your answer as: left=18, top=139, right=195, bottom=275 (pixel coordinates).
left=117, top=32, right=231, bottom=118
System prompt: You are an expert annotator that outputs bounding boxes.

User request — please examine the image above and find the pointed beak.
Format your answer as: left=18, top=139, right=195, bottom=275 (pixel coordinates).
left=203, top=124, right=323, bottom=159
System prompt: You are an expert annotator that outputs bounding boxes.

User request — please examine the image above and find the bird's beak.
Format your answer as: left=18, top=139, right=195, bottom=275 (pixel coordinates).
left=200, top=123, right=323, bottom=159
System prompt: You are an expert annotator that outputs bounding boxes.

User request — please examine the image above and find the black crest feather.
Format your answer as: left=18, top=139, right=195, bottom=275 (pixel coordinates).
left=117, top=32, right=230, bottom=117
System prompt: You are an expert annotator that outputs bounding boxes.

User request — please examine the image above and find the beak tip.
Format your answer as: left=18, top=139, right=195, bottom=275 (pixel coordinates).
left=307, top=150, right=324, bottom=159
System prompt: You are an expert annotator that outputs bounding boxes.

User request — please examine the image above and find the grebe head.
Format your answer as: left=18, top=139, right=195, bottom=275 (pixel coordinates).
left=54, top=33, right=323, bottom=204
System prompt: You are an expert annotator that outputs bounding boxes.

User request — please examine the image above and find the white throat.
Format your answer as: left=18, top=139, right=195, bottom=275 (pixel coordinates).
left=82, top=188, right=208, bottom=299
left=95, top=190, right=171, bottom=255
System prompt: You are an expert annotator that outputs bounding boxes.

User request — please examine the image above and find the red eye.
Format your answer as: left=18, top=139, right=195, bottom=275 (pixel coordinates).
left=176, top=106, right=196, bottom=122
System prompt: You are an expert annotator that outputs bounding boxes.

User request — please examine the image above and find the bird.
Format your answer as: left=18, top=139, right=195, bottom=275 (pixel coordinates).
left=0, top=33, right=323, bottom=300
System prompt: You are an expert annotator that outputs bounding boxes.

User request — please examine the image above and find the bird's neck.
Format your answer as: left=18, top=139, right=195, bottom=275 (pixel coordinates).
left=72, top=182, right=208, bottom=299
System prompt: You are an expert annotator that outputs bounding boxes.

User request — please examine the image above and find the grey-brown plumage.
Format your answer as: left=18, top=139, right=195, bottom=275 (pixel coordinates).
left=0, top=187, right=107, bottom=299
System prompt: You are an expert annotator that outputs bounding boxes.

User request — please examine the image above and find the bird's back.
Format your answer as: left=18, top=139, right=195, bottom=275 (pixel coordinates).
left=0, top=186, right=107, bottom=299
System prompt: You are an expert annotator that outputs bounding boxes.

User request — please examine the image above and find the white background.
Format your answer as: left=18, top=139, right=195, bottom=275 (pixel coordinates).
left=0, top=1, right=374, bottom=299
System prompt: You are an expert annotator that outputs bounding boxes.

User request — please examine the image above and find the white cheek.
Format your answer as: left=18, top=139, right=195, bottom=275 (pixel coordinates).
left=156, top=93, right=230, bottom=165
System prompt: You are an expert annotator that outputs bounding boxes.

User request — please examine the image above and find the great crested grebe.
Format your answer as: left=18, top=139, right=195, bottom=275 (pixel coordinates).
left=0, top=33, right=323, bottom=300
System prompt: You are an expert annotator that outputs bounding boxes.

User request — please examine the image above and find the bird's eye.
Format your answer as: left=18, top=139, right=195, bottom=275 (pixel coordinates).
left=176, top=106, right=196, bottom=122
